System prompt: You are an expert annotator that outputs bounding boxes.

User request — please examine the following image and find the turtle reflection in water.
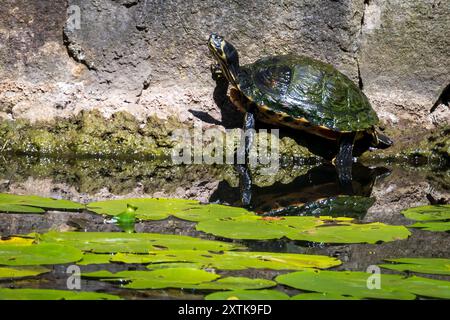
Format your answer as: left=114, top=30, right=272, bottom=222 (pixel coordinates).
left=208, top=34, right=393, bottom=205
left=210, top=164, right=390, bottom=220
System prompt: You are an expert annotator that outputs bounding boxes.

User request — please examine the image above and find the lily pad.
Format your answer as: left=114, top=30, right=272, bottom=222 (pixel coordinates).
left=409, top=221, right=450, bottom=232
left=276, top=270, right=414, bottom=300
left=87, top=198, right=252, bottom=221
left=112, top=250, right=341, bottom=270
left=83, top=268, right=220, bottom=289
left=293, top=223, right=411, bottom=244
left=0, top=193, right=84, bottom=213
left=83, top=268, right=275, bottom=290
left=276, top=270, right=450, bottom=300
left=0, top=266, right=50, bottom=279
left=191, top=277, right=276, bottom=291
left=37, top=231, right=242, bottom=253
left=402, top=205, right=450, bottom=221
left=196, top=216, right=323, bottom=240
left=0, top=237, right=34, bottom=245
left=0, top=288, right=121, bottom=300
left=291, top=293, right=361, bottom=300
left=205, top=289, right=289, bottom=300
left=77, top=253, right=116, bottom=266
left=197, top=216, right=410, bottom=244
left=380, top=258, right=450, bottom=275
left=0, top=243, right=83, bottom=266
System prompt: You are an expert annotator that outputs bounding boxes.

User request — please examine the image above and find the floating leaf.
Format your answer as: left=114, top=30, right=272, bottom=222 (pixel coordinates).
left=0, top=266, right=50, bottom=279
left=83, top=268, right=275, bottom=290
left=292, top=223, right=411, bottom=244
left=196, top=216, right=323, bottom=240
left=291, top=293, right=360, bottom=300
left=83, top=268, right=220, bottom=289
left=191, top=277, right=276, bottom=291
left=409, top=221, right=450, bottom=232
left=0, top=243, right=83, bottom=266
left=112, top=250, right=341, bottom=270
left=380, top=258, right=450, bottom=275
left=0, top=193, right=84, bottom=213
left=401, top=276, right=450, bottom=299
left=77, top=253, right=116, bottom=266
left=0, top=237, right=34, bottom=245
left=37, top=231, right=242, bottom=253
left=0, top=288, right=121, bottom=300
left=197, top=216, right=410, bottom=244
left=0, top=204, right=44, bottom=214
left=276, top=270, right=450, bottom=300
left=276, top=270, right=414, bottom=300
left=205, top=289, right=289, bottom=300
left=402, top=205, right=450, bottom=221
left=87, top=198, right=252, bottom=221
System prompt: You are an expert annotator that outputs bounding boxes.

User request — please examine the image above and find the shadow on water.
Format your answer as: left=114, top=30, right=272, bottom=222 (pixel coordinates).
left=210, top=163, right=390, bottom=220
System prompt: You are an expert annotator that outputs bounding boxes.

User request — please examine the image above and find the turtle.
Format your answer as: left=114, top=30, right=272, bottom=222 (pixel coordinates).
left=207, top=34, right=393, bottom=189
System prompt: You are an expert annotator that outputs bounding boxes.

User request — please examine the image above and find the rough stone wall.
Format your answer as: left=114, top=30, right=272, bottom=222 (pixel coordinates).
left=0, top=0, right=448, bottom=135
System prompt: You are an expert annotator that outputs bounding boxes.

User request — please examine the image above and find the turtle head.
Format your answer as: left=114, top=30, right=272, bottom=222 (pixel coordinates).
left=208, top=33, right=240, bottom=86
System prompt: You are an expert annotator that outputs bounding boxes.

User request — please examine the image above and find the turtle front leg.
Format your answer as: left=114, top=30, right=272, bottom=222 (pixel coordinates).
left=335, top=132, right=356, bottom=193
left=210, top=64, right=224, bottom=81
left=236, top=111, right=256, bottom=207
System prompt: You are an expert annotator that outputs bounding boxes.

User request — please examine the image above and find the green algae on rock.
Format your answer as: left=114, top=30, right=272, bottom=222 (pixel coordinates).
left=0, top=110, right=180, bottom=158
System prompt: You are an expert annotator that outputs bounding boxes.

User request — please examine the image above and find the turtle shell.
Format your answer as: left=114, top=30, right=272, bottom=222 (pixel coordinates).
left=237, top=54, right=379, bottom=132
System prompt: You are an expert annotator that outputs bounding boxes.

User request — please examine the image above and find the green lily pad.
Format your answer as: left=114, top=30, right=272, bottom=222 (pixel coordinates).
left=276, top=270, right=414, bottom=300
left=83, top=268, right=275, bottom=290
left=83, top=268, right=220, bottom=289
left=380, top=258, right=450, bottom=275
left=0, top=193, right=84, bottom=213
left=401, top=276, right=450, bottom=299
left=37, top=231, right=242, bottom=253
left=0, top=288, right=121, bottom=300
left=276, top=270, right=450, bottom=300
left=0, top=204, right=44, bottom=214
left=87, top=198, right=252, bottom=221
left=205, top=289, right=289, bottom=300
left=112, top=250, right=341, bottom=270
left=77, top=253, right=116, bottom=266
left=409, top=221, right=450, bottom=232
left=291, top=293, right=361, bottom=300
left=0, top=266, right=50, bottom=279
left=0, top=243, right=83, bottom=266
left=196, top=216, right=323, bottom=240
left=292, top=223, right=411, bottom=244
left=191, top=277, right=276, bottom=291
left=197, top=216, right=410, bottom=244
left=401, top=205, right=450, bottom=221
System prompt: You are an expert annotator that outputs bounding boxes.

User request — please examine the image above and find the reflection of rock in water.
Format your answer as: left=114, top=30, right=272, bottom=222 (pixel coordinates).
left=210, top=164, right=390, bottom=219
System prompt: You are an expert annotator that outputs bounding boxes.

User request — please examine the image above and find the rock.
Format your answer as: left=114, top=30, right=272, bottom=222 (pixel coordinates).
left=0, top=0, right=448, bottom=158
left=359, top=0, right=450, bottom=129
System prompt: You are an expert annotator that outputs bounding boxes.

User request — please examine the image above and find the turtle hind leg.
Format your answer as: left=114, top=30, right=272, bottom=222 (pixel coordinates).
left=335, top=132, right=356, bottom=193
left=371, top=130, right=393, bottom=149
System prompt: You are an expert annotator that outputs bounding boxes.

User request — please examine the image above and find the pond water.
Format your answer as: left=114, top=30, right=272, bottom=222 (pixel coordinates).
left=0, top=155, right=448, bottom=300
